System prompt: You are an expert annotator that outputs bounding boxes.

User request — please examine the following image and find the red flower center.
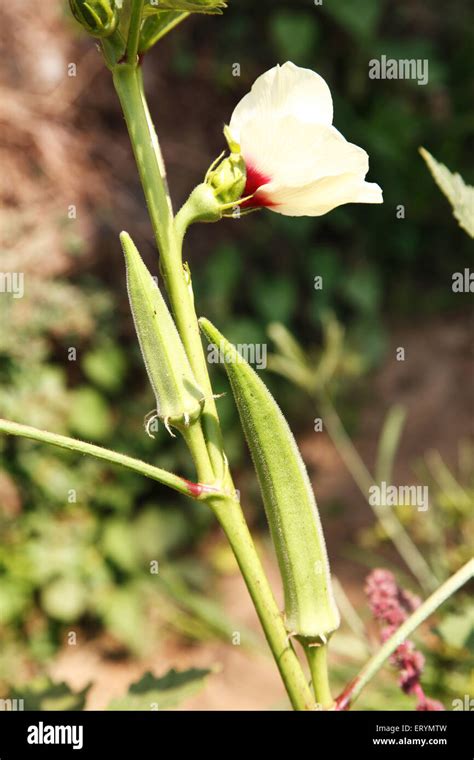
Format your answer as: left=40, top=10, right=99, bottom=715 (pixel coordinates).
left=241, top=163, right=275, bottom=208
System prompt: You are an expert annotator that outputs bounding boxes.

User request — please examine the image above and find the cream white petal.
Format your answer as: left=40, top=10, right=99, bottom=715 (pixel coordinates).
left=261, top=174, right=383, bottom=217
left=228, top=62, right=383, bottom=217
left=229, top=61, right=333, bottom=144
left=239, top=116, right=370, bottom=190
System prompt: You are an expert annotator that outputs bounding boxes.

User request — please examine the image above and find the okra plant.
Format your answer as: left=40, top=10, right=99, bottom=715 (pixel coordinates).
left=1, top=0, right=472, bottom=711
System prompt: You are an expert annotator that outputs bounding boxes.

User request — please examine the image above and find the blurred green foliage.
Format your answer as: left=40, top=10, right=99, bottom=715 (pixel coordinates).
left=10, top=677, right=92, bottom=711
left=107, top=667, right=213, bottom=710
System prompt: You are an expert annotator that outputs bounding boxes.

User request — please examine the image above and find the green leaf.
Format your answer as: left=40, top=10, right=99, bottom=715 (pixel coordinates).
left=139, top=11, right=189, bottom=53
left=371, top=40, right=445, bottom=87
left=82, top=342, right=127, bottom=393
left=221, top=317, right=265, bottom=347
left=143, top=0, right=225, bottom=16
left=252, top=275, right=297, bottom=324
left=343, top=267, right=381, bottom=314
left=200, top=318, right=340, bottom=641
left=134, top=506, right=190, bottom=557
left=95, top=586, right=148, bottom=653
left=203, top=243, right=242, bottom=315
left=159, top=569, right=263, bottom=650
left=0, top=579, right=30, bottom=624
left=267, top=322, right=306, bottom=365
left=269, top=11, right=318, bottom=65
left=324, top=0, right=382, bottom=41
left=102, top=519, right=140, bottom=571
left=41, top=578, right=88, bottom=622
left=69, top=387, right=113, bottom=441
left=107, top=667, right=212, bottom=710
left=420, top=148, right=474, bottom=238
left=20, top=451, right=76, bottom=502
left=11, top=678, right=92, bottom=711
left=375, top=404, right=406, bottom=485
left=436, top=604, right=474, bottom=650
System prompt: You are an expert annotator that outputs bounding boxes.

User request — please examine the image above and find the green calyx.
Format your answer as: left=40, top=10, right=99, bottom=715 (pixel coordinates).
left=175, top=128, right=247, bottom=237
left=69, top=0, right=118, bottom=37
left=174, top=173, right=243, bottom=239
left=176, top=183, right=223, bottom=230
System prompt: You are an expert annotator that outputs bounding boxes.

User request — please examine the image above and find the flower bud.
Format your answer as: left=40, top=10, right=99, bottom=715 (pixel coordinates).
left=144, top=0, right=226, bottom=15
left=69, top=0, right=118, bottom=38
left=121, top=232, right=205, bottom=435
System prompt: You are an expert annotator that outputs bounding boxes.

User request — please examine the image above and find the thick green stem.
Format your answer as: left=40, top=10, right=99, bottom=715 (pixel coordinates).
left=336, top=558, right=474, bottom=710
left=303, top=642, right=333, bottom=709
left=112, top=58, right=316, bottom=710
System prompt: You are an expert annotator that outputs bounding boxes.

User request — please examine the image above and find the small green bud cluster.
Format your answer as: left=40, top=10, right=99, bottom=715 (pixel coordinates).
left=69, top=0, right=118, bottom=38
left=174, top=128, right=248, bottom=236
left=206, top=152, right=247, bottom=207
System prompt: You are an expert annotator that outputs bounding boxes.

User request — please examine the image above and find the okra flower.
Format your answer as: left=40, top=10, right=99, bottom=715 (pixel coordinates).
left=228, top=61, right=383, bottom=216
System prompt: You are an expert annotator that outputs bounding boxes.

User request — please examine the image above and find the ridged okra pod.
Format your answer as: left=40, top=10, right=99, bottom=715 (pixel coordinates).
left=122, top=232, right=204, bottom=435
left=200, top=317, right=340, bottom=642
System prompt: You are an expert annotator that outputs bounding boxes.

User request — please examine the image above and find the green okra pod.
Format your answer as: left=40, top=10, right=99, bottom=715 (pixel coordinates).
left=121, top=232, right=204, bottom=435
left=200, top=317, right=340, bottom=642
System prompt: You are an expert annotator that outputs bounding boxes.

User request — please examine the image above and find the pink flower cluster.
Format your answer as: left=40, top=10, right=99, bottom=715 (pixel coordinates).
left=365, top=569, right=444, bottom=711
